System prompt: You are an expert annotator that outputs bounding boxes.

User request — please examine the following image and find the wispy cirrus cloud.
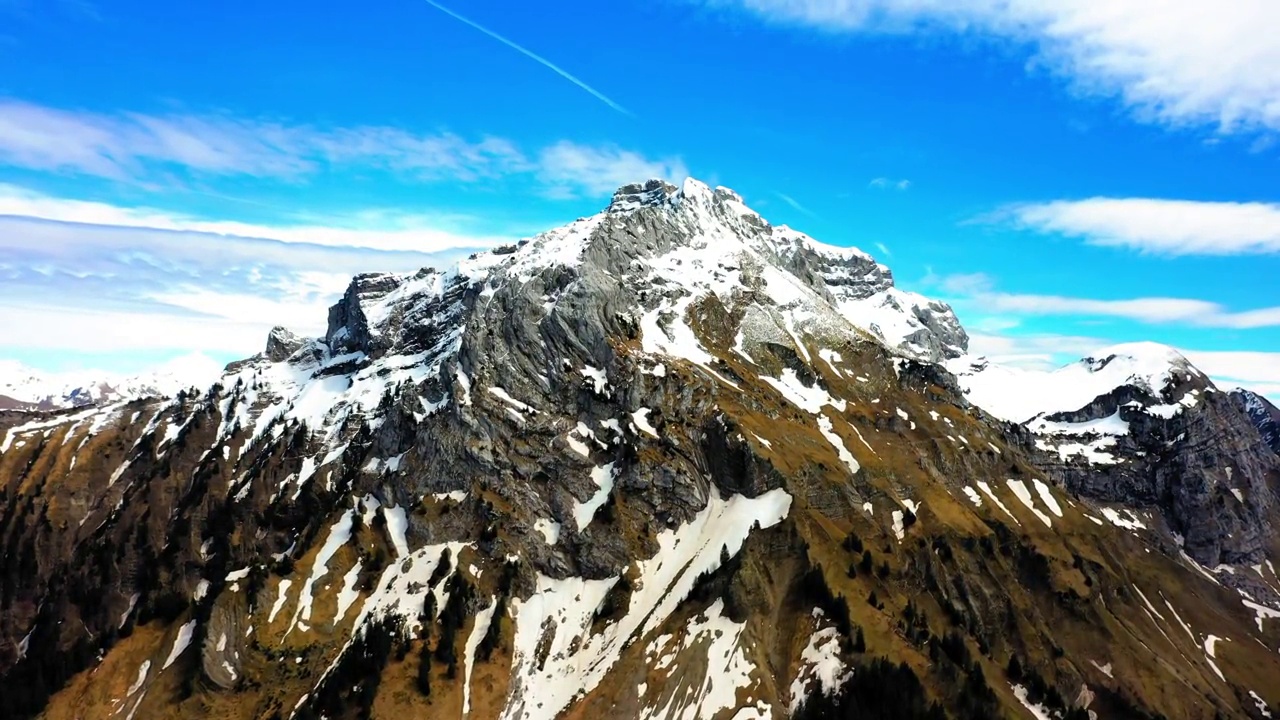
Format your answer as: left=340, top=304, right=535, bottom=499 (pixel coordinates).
left=993, top=197, right=1280, bottom=256
left=927, top=271, right=1280, bottom=329
left=699, top=0, right=1280, bottom=136
left=0, top=99, right=524, bottom=181
left=774, top=192, right=818, bottom=218
left=0, top=100, right=683, bottom=196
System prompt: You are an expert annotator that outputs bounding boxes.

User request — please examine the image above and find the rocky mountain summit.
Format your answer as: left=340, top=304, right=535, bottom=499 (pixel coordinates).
left=1, top=178, right=1278, bottom=720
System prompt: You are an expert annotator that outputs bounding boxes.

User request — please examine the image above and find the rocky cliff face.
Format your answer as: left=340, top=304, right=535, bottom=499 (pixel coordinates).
left=1234, top=388, right=1280, bottom=456
left=1, top=179, right=1278, bottom=720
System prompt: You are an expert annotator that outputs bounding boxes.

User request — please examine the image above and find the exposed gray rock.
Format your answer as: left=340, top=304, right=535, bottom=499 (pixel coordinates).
left=264, top=326, right=305, bottom=363
left=1025, top=383, right=1279, bottom=566
left=1233, top=388, right=1280, bottom=456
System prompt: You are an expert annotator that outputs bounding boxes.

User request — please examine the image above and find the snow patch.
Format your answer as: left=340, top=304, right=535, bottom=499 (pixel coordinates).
left=291, top=510, right=353, bottom=630
left=462, top=601, right=498, bottom=717
left=534, top=518, right=561, bottom=545
left=788, top=620, right=849, bottom=712
left=816, top=415, right=860, bottom=475
left=162, top=620, right=197, bottom=670
left=962, top=486, right=983, bottom=507
left=632, top=408, right=659, bottom=438
left=573, top=463, right=617, bottom=531
left=383, top=505, right=409, bottom=558
left=1101, top=507, right=1146, bottom=530
left=976, top=481, right=1020, bottom=526
left=761, top=369, right=845, bottom=414
left=1006, top=479, right=1053, bottom=527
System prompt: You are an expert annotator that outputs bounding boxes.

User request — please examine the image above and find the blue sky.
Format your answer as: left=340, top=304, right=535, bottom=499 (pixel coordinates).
left=0, top=0, right=1278, bottom=397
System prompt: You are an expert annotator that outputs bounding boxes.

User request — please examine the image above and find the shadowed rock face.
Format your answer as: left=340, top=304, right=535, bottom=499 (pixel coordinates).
left=1234, top=388, right=1280, bottom=456
left=1, top=180, right=1278, bottom=720
left=1026, top=384, right=1280, bottom=566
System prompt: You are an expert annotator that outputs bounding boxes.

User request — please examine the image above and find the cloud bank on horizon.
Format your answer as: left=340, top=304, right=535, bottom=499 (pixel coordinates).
left=0, top=0, right=1276, bottom=399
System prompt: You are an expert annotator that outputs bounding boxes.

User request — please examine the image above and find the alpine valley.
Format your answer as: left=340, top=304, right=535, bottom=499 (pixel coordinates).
left=2, top=179, right=1278, bottom=720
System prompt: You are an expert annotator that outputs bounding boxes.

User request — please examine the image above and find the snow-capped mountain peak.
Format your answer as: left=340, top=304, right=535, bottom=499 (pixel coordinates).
left=310, top=178, right=967, bottom=378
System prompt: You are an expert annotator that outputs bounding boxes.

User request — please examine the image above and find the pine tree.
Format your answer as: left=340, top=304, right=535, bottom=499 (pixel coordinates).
left=416, top=645, right=432, bottom=697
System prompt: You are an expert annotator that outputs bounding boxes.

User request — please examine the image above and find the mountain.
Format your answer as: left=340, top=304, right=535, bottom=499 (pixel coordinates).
left=0, top=354, right=223, bottom=411
left=951, top=343, right=1280, bottom=568
left=1233, top=388, right=1280, bottom=456
left=1, top=178, right=1278, bottom=720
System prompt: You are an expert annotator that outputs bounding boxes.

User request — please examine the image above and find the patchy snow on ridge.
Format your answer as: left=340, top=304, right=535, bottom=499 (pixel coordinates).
left=641, top=599, right=764, bottom=720
left=290, top=510, right=353, bottom=630
left=761, top=369, right=846, bottom=414
left=788, top=615, right=850, bottom=712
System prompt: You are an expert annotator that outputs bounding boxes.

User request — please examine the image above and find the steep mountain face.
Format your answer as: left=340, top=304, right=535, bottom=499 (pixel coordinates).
left=2, top=178, right=1279, bottom=720
left=1233, top=389, right=1280, bottom=456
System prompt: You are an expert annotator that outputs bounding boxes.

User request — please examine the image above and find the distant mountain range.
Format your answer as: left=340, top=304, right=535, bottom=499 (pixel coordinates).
left=0, top=354, right=222, bottom=411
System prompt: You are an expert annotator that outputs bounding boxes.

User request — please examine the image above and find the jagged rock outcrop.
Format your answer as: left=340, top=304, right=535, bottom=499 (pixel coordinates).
left=1, top=179, right=1278, bottom=720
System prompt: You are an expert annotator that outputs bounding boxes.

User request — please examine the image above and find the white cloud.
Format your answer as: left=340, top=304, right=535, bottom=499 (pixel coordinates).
left=966, top=330, right=1109, bottom=369
left=0, top=100, right=683, bottom=196
left=869, top=177, right=910, bottom=190
left=1000, top=197, right=1280, bottom=256
left=1182, top=350, right=1280, bottom=400
left=535, top=142, right=688, bottom=198
left=874, top=242, right=891, bottom=256
left=0, top=196, right=486, bottom=365
left=0, top=300, right=283, bottom=355
left=705, top=0, right=1280, bottom=135
left=0, top=184, right=512, bottom=253
left=929, top=272, right=1280, bottom=329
